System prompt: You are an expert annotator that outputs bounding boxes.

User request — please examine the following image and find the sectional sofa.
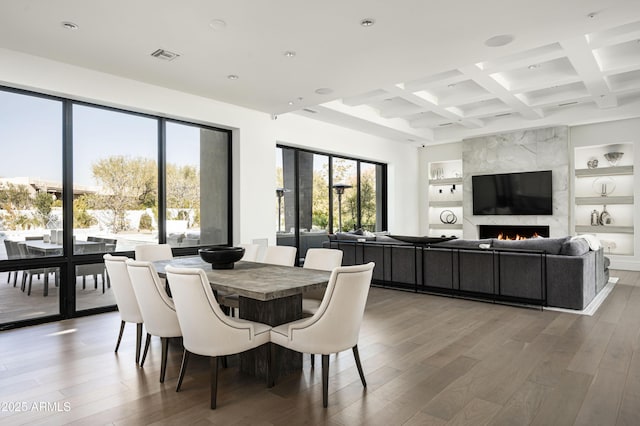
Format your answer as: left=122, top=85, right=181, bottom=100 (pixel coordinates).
left=323, top=234, right=609, bottom=310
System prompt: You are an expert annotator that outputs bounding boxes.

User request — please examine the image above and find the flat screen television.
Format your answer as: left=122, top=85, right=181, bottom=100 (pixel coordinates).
left=472, top=170, right=552, bottom=215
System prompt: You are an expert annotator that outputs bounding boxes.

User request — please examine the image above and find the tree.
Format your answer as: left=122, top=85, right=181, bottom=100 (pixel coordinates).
left=0, top=183, right=32, bottom=210
left=73, top=195, right=97, bottom=229
left=166, top=163, right=200, bottom=227
left=32, top=191, right=54, bottom=227
left=90, top=156, right=157, bottom=233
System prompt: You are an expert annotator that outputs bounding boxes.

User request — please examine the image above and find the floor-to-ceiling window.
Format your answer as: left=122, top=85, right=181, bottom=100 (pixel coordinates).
left=165, top=121, right=230, bottom=247
left=73, top=104, right=158, bottom=310
left=0, top=90, right=63, bottom=323
left=0, top=87, right=232, bottom=330
left=275, top=145, right=387, bottom=263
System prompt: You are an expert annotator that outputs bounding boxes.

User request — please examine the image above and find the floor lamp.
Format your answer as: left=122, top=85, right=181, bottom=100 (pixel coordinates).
left=276, top=187, right=288, bottom=233
left=332, top=183, right=352, bottom=232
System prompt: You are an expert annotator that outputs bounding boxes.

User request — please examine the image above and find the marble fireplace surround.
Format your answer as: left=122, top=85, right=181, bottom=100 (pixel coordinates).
left=462, top=126, right=570, bottom=239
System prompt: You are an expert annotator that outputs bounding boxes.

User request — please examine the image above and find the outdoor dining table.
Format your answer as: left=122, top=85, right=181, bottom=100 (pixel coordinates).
left=154, top=256, right=331, bottom=379
left=22, top=240, right=103, bottom=256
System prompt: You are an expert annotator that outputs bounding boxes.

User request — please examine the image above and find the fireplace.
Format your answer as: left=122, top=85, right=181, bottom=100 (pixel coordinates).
left=478, top=225, right=550, bottom=240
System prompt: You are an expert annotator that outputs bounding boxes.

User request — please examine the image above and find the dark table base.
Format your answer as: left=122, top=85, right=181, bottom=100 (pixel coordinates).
left=239, top=294, right=302, bottom=380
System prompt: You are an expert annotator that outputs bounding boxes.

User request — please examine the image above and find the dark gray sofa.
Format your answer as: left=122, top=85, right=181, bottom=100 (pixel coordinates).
left=324, top=234, right=609, bottom=310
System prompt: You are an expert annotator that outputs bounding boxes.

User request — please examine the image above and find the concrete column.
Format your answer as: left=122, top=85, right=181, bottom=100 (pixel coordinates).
left=200, top=128, right=228, bottom=245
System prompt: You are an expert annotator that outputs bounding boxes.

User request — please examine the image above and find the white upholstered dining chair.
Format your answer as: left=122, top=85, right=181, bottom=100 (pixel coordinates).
left=165, top=265, right=272, bottom=409
left=239, top=243, right=260, bottom=261
left=301, top=248, right=343, bottom=317
left=126, top=259, right=182, bottom=383
left=103, top=254, right=144, bottom=364
left=134, top=243, right=174, bottom=262
left=270, top=262, right=374, bottom=407
left=262, top=245, right=297, bottom=266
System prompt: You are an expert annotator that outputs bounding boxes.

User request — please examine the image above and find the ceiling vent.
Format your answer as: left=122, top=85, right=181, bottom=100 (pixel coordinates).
left=558, top=101, right=578, bottom=107
left=438, top=122, right=453, bottom=127
left=495, top=112, right=512, bottom=117
left=302, top=108, right=318, bottom=114
left=151, top=49, right=180, bottom=61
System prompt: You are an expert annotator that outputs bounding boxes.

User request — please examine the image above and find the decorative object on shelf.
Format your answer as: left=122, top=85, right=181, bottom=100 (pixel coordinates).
left=604, top=151, right=624, bottom=167
left=587, top=158, right=599, bottom=169
left=439, top=209, right=457, bottom=224
left=450, top=184, right=456, bottom=194
left=599, top=205, right=612, bottom=225
left=590, top=209, right=600, bottom=226
left=592, top=177, right=616, bottom=197
left=431, top=167, right=444, bottom=180
left=601, top=239, right=617, bottom=254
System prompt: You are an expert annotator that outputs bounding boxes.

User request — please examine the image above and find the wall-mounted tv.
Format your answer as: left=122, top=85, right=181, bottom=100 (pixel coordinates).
left=472, top=170, right=553, bottom=215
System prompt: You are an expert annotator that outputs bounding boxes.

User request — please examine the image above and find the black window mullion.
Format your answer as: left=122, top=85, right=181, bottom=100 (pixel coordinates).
left=158, top=119, right=167, bottom=243
left=62, top=100, right=75, bottom=317
left=356, top=161, right=362, bottom=230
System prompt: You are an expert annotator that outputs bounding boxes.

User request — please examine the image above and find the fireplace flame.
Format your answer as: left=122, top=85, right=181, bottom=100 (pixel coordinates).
left=496, top=232, right=540, bottom=240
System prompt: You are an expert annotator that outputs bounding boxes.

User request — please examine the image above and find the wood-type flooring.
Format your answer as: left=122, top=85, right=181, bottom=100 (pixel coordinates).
left=1, top=269, right=639, bottom=425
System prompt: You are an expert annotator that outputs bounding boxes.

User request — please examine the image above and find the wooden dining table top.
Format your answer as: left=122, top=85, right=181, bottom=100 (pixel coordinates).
left=154, top=256, right=331, bottom=301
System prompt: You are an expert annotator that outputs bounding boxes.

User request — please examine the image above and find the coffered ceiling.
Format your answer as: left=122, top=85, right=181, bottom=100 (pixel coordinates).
left=1, top=1, right=640, bottom=145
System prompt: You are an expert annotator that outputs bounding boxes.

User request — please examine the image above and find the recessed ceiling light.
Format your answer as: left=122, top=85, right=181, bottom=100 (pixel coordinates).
left=61, top=21, right=79, bottom=30
left=448, top=83, right=456, bottom=88
left=315, top=88, right=333, bottom=95
left=209, top=19, right=227, bottom=30
left=288, top=101, right=294, bottom=106
left=587, top=12, right=597, bottom=19
left=528, top=64, right=538, bottom=70
left=284, top=51, right=296, bottom=58
left=360, top=18, right=375, bottom=27
left=484, top=34, right=514, bottom=47
left=227, top=74, right=239, bottom=80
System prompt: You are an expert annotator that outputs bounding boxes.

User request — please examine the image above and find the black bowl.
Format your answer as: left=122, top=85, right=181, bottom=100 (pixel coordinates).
left=199, top=246, right=245, bottom=269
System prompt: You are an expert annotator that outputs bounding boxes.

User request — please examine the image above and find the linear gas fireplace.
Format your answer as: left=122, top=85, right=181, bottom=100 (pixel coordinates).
left=479, top=225, right=550, bottom=240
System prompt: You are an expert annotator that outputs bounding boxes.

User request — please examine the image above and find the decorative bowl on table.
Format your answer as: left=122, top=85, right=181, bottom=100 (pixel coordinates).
left=199, top=246, right=245, bottom=269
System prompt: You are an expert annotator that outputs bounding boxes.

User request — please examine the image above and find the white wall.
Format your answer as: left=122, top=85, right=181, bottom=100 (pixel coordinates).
left=571, top=118, right=640, bottom=271
left=0, top=48, right=419, bottom=244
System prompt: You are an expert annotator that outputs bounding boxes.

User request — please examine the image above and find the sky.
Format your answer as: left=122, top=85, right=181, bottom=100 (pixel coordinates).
left=0, top=90, right=200, bottom=187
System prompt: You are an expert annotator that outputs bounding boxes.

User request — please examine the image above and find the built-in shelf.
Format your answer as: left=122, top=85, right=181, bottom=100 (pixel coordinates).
left=575, top=225, right=634, bottom=234
left=430, top=223, right=463, bottom=230
left=428, top=177, right=463, bottom=185
left=575, top=165, right=633, bottom=177
left=575, top=196, right=634, bottom=205
left=430, top=200, right=463, bottom=208
left=574, top=143, right=635, bottom=258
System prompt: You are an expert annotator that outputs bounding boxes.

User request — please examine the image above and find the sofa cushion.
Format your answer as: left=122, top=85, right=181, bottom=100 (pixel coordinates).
left=389, top=235, right=456, bottom=245
left=375, top=235, right=407, bottom=244
left=492, top=237, right=569, bottom=255
left=559, top=238, right=590, bottom=256
left=335, top=232, right=375, bottom=241
left=433, top=238, right=494, bottom=249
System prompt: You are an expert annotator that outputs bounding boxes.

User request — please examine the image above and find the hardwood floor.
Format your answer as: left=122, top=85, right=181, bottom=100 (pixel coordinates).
left=1, top=269, right=638, bottom=425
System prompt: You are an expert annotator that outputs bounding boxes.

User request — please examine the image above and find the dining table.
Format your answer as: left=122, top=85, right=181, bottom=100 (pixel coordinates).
left=154, top=255, right=331, bottom=379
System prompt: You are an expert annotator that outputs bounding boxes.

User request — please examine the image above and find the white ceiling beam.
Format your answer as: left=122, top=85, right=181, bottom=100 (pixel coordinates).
left=317, top=100, right=434, bottom=141
left=342, top=89, right=392, bottom=107
left=386, top=85, right=484, bottom=129
left=561, top=37, right=618, bottom=109
left=460, top=65, right=544, bottom=120
left=478, top=49, right=567, bottom=74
